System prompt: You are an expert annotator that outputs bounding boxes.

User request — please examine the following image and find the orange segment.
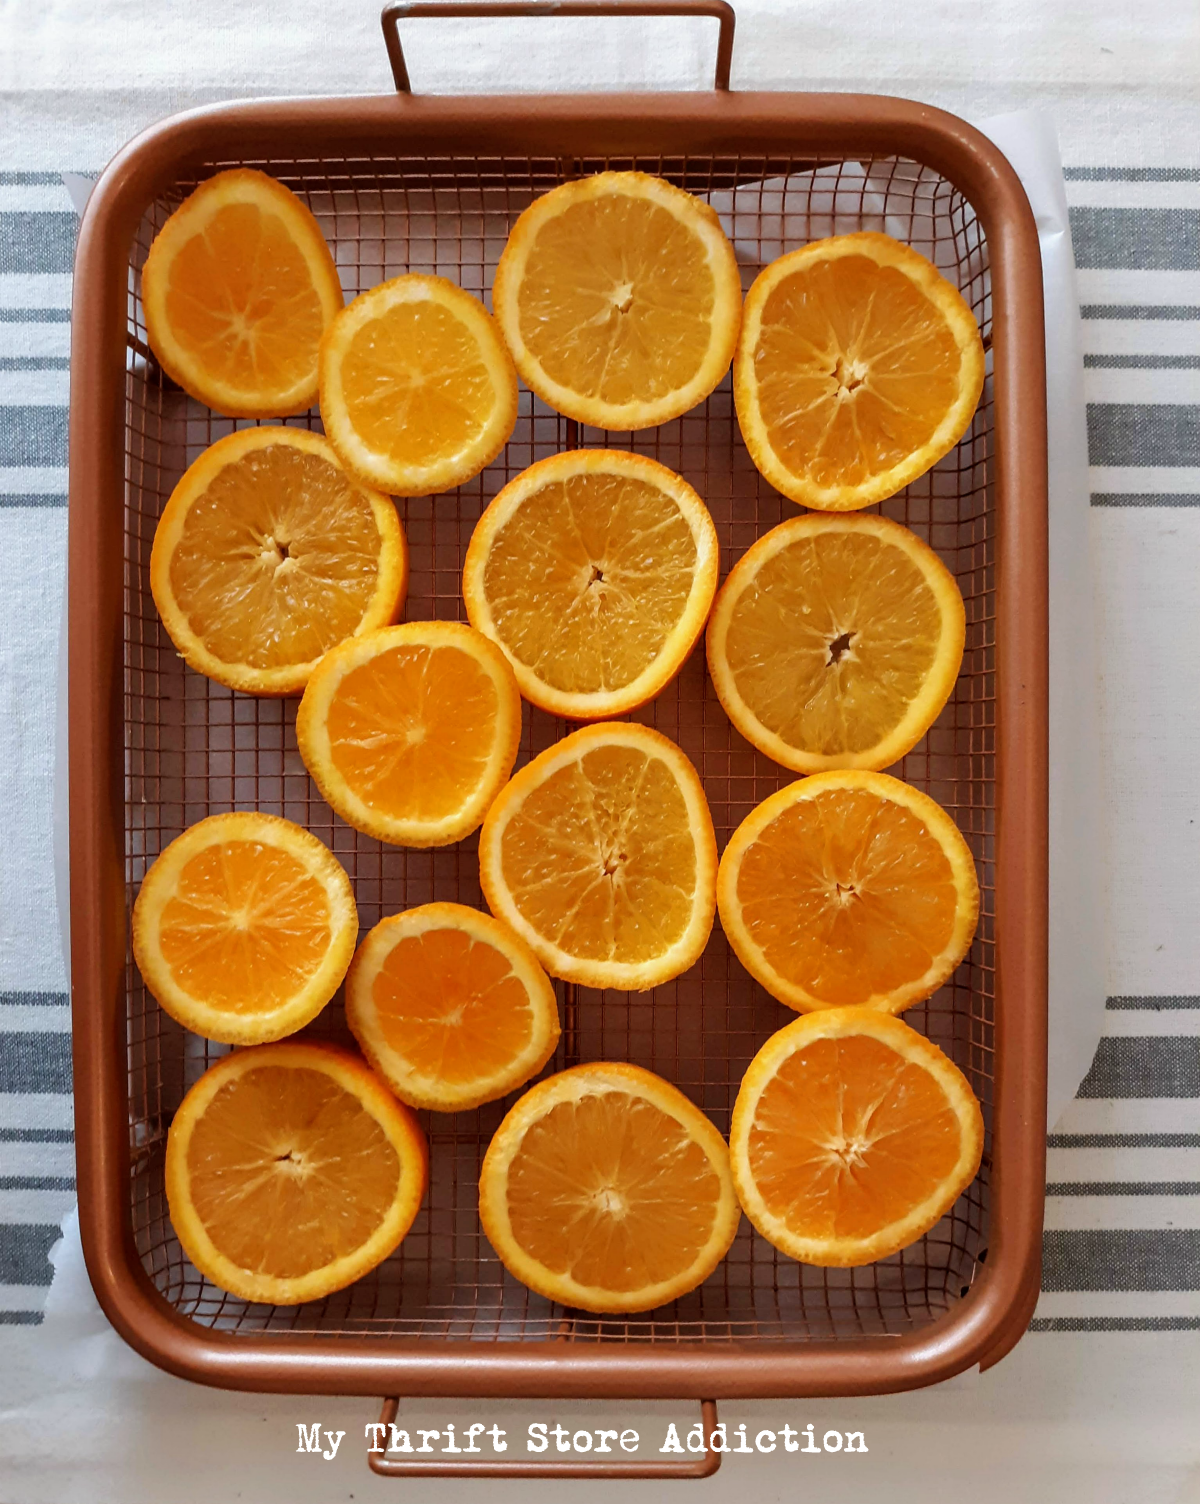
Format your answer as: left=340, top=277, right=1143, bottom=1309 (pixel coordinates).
left=165, top=1041, right=427, bottom=1304
left=131, top=812, right=358, bottom=1044
left=150, top=427, right=406, bottom=695
left=346, top=902, right=561, bottom=1112
left=493, top=172, right=742, bottom=431
left=730, top=1009, right=984, bottom=1266
left=319, top=274, right=518, bottom=496
left=479, top=1062, right=740, bottom=1312
left=142, top=169, right=343, bottom=417
left=296, top=621, right=523, bottom=847
left=463, top=449, right=719, bottom=719
left=478, top=723, right=717, bottom=991
left=734, top=233, right=985, bottom=510
left=706, top=513, right=964, bottom=772
left=717, top=771, right=979, bottom=1014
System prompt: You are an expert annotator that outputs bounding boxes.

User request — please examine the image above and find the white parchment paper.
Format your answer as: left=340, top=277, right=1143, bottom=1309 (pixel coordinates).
left=975, top=110, right=1104, bottom=1126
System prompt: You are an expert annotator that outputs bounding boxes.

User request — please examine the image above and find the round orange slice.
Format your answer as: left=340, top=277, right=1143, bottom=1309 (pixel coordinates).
left=345, top=902, right=561, bottom=1112
left=166, top=1040, right=427, bottom=1304
left=296, top=621, right=522, bottom=848
left=150, top=427, right=406, bottom=695
left=479, top=1062, right=740, bottom=1313
left=132, top=812, right=358, bottom=1045
left=717, top=771, right=979, bottom=1014
left=706, top=513, right=964, bottom=772
left=734, top=233, right=985, bottom=510
left=493, top=171, right=742, bottom=431
left=319, top=274, right=518, bottom=496
left=141, top=168, right=343, bottom=417
left=730, top=1008, right=984, bottom=1266
left=479, top=723, right=717, bottom=991
left=462, top=449, right=719, bottom=720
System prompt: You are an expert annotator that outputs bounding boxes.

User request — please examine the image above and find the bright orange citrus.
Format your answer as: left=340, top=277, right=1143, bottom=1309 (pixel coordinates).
left=717, top=771, right=979, bottom=1014
left=166, top=1040, right=427, bottom=1304
left=730, top=1008, right=984, bottom=1266
left=345, top=903, right=560, bottom=1112
left=734, top=233, right=985, bottom=510
left=131, top=811, right=357, bottom=1044
left=142, top=168, right=342, bottom=417
left=479, top=1062, right=740, bottom=1312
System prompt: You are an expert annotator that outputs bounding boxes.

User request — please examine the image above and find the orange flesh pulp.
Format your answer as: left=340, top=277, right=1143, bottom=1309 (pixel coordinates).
left=168, top=444, right=388, bottom=669
left=340, top=301, right=496, bottom=466
left=373, top=928, right=535, bottom=1085
left=723, top=529, right=941, bottom=755
left=736, top=788, right=959, bottom=1005
left=517, top=196, right=716, bottom=405
left=325, top=643, right=500, bottom=821
left=755, top=256, right=962, bottom=487
left=747, top=1034, right=964, bottom=1239
left=185, top=1065, right=400, bottom=1278
left=482, top=470, right=698, bottom=693
left=499, top=746, right=697, bottom=963
left=164, top=202, right=325, bottom=390
left=506, top=1091, right=721, bottom=1292
left=158, top=841, right=332, bottom=1013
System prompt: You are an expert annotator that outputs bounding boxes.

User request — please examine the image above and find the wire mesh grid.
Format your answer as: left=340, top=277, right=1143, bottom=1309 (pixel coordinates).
left=121, top=150, right=995, bottom=1345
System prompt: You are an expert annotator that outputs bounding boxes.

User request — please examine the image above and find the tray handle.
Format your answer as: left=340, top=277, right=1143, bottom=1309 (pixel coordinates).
left=380, top=0, right=736, bottom=93
left=366, top=1395, right=722, bottom=1478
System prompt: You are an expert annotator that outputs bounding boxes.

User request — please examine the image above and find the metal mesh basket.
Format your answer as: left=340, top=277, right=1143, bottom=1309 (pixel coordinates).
left=70, top=23, right=1046, bottom=1406
left=122, top=149, right=994, bottom=1345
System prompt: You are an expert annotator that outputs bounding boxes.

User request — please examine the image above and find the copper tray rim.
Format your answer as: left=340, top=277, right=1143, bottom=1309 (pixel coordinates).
left=68, top=86, right=1049, bottom=1398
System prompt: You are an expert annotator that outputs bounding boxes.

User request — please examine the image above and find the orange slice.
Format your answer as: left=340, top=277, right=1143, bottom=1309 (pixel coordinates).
left=319, top=274, right=518, bottom=496
left=131, top=812, right=358, bottom=1045
left=493, top=172, right=742, bottom=431
left=141, top=168, right=343, bottom=417
left=734, top=233, right=985, bottom=510
left=296, top=621, right=522, bottom=848
left=345, top=902, right=561, bottom=1112
left=717, top=771, right=979, bottom=1014
left=462, top=450, right=719, bottom=720
left=479, top=723, right=716, bottom=991
left=150, top=427, right=406, bottom=695
left=706, top=513, right=964, bottom=772
left=166, top=1040, right=427, bottom=1304
left=479, top=1062, right=740, bottom=1312
left=730, top=1008, right=984, bottom=1266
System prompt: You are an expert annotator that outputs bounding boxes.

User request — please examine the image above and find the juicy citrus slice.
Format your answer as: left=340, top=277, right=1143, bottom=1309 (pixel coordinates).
left=296, top=621, right=522, bottom=848
left=462, top=450, right=719, bottom=719
left=142, top=168, right=343, bottom=417
left=150, top=427, right=406, bottom=695
left=730, top=1008, right=984, bottom=1266
left=165, top=1040, right=427, bottom=1304
left=479, top=723, right=716, bottom=991
left=319, top=274, right=518, bottom=496
left=734, top=233, right=986, bottom=510
left=345, top=902, right=561, bottom=1112
left=706, top=513, right=964, bottom=772
left=493, top=171, right=742, bottom=431
left=717, top=771, right=979, bottom=1014
left=132, top=812, right=358, bottom=1045
left=479, top=1062, right=740, bottom=1312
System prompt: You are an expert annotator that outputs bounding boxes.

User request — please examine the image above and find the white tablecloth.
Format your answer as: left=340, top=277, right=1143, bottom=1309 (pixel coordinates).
left=2, top=0, right=1199, bottom=1497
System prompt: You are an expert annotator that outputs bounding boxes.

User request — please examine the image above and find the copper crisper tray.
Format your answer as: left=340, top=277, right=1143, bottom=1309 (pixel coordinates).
left=69, top=84, right=1047, bottom=1404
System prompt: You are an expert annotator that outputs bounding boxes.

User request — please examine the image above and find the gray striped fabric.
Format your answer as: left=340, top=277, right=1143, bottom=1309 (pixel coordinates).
left=1035, top=161, right=1200, bottom=1319
left=0, top=169, right=76, bottom=1327
left=0, top=163, right=1197, bottom=1334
